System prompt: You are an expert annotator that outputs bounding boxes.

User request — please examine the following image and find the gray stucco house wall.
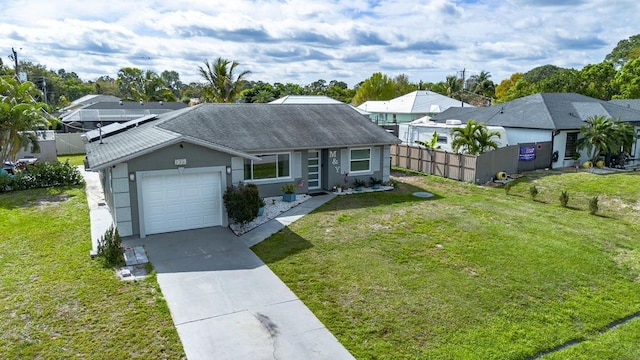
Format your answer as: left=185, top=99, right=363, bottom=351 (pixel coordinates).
left=86, top=103, right=400, bottom=238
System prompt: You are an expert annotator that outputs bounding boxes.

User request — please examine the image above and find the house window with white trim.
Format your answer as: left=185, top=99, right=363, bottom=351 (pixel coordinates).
left=350, top=148, right=371, bottom=173
left=244, top=153, right=291, bottom=180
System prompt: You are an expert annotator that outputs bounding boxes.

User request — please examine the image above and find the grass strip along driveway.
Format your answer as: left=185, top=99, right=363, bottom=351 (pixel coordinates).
left=253, top=170, right=640, bottom=359
left=0, top=186, right=184, bottom=359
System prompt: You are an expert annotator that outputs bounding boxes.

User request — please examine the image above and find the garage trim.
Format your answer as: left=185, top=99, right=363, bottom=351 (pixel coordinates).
left=136, top=166, right=227, bottom=238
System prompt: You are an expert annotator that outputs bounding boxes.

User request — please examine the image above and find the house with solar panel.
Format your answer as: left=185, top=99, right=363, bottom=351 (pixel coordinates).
left=84, top=103, right=400, bottom=237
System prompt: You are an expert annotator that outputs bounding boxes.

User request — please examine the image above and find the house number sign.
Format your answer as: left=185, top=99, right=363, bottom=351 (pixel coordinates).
left=174, top=158, right=187, bottom=166
left=329, top=150, right=340, bottom=174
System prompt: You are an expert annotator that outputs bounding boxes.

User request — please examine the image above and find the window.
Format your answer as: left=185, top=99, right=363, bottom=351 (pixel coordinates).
left=244, top=153, right=290, bottom=180
left=437, top=135, right=448, bottom=144
left=350, top=148, right=371, bottom=173
left=565, top=132, right=578, bottom=159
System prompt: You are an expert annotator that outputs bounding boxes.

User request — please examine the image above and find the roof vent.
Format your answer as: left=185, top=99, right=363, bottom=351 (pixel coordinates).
left=139, top=100, right=143, bottom=105
left=445, top=119, right=462, bottom=125
left=119, top=100, right=123, bottom=105
left=159, top=101, right=163, bottom=105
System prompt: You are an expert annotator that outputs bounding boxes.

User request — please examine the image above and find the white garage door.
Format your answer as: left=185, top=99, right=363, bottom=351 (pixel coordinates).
left=142, top=171, right=222, bottom=235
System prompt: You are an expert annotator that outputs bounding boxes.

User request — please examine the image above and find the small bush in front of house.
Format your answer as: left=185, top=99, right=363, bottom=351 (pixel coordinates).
left=223, top=182, right=261, bottom=224
left=559, top=190, right=569, bottom=207
left=504, top=182, right=513, bottom=195
left=8, top=161, right=84, bottom=191
left=529, top=185, right=539, bottom=200
left=97, top=225, right=124, bottom=268
left=589, top=195, right=599, bottom=215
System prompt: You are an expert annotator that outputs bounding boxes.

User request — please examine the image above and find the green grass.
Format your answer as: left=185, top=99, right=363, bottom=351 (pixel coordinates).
left=57, top=154, right=86, bottom=166
left=252, top=170, right=640, bottom=359
left=0, top=186, right=184, bottom=359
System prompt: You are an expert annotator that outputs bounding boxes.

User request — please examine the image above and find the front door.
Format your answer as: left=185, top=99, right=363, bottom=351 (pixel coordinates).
left=308, top=150, right=321, bottom=191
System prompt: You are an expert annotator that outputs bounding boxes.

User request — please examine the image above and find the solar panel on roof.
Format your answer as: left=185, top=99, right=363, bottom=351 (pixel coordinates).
left=83, top=114, right=158, bottom=142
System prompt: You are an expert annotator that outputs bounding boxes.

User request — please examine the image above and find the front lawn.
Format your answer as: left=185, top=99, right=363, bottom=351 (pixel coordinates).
left=0, top=186, right=184, bottom=359
left=252, top=171, right=640, bottom=359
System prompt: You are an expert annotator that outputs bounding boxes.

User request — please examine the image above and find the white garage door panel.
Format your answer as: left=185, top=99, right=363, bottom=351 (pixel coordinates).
left=142, top=171, right=222, bottom=235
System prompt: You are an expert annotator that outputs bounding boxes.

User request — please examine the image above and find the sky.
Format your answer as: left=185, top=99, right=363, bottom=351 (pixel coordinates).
left=1, top=0, right=639, bottom=88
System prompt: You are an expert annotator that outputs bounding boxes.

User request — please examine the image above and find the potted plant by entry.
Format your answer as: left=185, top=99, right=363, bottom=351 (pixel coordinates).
left=281, top=183, right=297, bottom=202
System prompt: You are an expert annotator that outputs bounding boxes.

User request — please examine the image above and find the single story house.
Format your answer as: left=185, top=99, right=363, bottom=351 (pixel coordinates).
left=85, top=103, right=400, bottom=238
left=431, top=93, right=640, bottom=169
left=357, top=90, right=474, bottom=126
left=13, top=130, right=58, bottom=163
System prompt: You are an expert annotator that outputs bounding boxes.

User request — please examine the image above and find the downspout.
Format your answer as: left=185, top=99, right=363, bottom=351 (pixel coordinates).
left=550, top=129, right=556, bottom=169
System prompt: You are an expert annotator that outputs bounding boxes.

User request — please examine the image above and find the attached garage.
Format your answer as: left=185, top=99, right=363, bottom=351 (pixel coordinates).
left=138, top=168, right=224, bottom=237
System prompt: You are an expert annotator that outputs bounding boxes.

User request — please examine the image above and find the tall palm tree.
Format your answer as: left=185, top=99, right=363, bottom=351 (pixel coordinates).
left=0, top=77, right=50, bottom=162
left=199, top=58, right=251, bottom=103
left=450, top=120, right=501, bottom=155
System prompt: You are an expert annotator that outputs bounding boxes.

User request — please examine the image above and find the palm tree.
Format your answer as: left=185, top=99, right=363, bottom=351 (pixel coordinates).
left=450, top=120, right=501, bottom=155
left=132, top=70, right=176, bottom=102
left=575, top=115, right=616, bottom=161
left=444, top=75, right=462, bottom=99
left=0, top=77, right=50, bottom=162
left=199, top=58, right=251, bottom=103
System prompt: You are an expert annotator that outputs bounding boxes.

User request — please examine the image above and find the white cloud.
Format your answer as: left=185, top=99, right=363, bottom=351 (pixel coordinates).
left=0, top=0, right=638, bottom=88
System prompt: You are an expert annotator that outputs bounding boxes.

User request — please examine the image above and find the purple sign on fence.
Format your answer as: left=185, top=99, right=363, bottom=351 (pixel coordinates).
left=519, top=145, right=536, bottom=161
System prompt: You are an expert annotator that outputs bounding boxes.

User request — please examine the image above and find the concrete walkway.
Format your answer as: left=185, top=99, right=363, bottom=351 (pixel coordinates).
left=81, top=169, right=352, bottom=359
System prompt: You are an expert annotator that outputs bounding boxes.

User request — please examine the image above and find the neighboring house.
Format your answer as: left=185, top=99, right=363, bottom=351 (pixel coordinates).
left=58, top=94, right=121, bottom=114
left=85, top=104, right=400, bottom=238
left=13, top=130, right=58, bottom=163
left=357, top=90, right=474, bottom=126
left=60, top=100, right=187, bottom=132
left=432, top=93, right=640, bottom=169
left=270, top=95, right=370, bottom=115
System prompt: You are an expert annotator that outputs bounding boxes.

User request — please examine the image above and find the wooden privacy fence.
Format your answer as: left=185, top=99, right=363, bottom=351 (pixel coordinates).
left=391, top=144, right=478, bottom=183
left=390, top=144, right=521, bottom=184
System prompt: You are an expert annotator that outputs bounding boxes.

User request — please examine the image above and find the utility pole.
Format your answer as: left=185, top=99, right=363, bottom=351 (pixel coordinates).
left=9, top=47, right=18, bottom=81
left=460, top=68, right=465, bottom=107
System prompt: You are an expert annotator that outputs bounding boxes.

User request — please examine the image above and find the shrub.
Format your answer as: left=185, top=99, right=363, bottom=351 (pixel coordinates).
left=559, top=190, right=569, bottom=207
left=369, top=177, right=383, bottom=186
left=529, top=185, right=538, bottom=200
left=8, top=161, right=84, bottom=191
left=223, top=182, right=261, bottom=224
left=281, top=183, right=297, bottom=194
left=589, top=195, right=599, bottom=215
left=353, top=178, right=367, bottom=188
left=97, top=225, right=124, bottom=267
left=0, top=172, right=12, bottom=192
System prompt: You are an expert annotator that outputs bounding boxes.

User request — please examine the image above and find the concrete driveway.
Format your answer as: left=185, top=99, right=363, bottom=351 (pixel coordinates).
left=125, top=227, right=354, bottom=360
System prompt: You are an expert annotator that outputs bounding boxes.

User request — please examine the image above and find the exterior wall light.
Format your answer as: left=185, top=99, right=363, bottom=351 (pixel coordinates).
left=226, top=166, right=232, bottom=174
left=129, top=173, right=135, bottom=181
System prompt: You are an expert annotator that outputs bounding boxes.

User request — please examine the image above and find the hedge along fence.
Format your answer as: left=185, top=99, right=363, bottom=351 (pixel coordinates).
left=390, top=144, right=519, bottom=184
left=0, top=161, right=85, bottom=192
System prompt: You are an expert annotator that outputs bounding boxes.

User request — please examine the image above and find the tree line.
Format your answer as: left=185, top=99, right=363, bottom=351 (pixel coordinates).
left=1, top=34, right=640, bottom=110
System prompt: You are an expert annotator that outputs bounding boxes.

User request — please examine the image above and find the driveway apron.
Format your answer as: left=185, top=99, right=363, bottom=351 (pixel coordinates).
left=125, top=227, right=354, bottom=360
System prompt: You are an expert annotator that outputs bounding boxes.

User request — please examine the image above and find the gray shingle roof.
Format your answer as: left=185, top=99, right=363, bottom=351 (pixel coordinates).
left=86, top=103, right=400, bottom=170
left=432, top=93, right=640, bottom=130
